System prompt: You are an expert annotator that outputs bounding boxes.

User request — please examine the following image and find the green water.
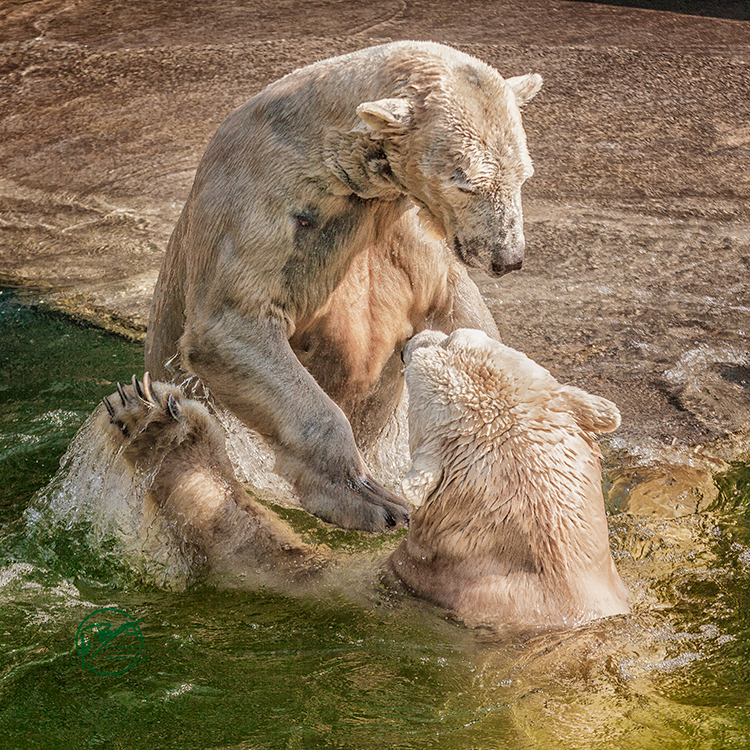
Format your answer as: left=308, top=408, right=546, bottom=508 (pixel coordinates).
left=1, top=288, right=750, bottom=749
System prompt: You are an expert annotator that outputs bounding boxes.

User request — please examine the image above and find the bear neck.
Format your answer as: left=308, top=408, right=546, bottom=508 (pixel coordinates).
left=407, top=431, right=615, bottom=581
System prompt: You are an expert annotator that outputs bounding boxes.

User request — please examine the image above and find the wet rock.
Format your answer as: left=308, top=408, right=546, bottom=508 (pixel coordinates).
left=1, top=0, right=748, bottom=462
left=608, top=464, right=719, bottom=517
left=663, top=345, right=750, bottom=435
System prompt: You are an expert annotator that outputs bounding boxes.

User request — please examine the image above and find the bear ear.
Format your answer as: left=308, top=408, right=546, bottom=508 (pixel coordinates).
left=357, top=98, right=413, bottom=133
left=506, top=73, right=543, bottom=106
left=558, top=385, right=621, bottom=434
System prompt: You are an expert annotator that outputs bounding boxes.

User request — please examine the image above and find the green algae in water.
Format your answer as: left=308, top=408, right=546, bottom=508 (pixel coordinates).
left=0, top=289, right=144, bottom=522
left=1, top=290, right=750, bottom=748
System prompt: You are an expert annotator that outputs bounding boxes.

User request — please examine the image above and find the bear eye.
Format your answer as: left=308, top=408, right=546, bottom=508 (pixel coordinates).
left=294, top=212, right=317, bottom=230
left=451, top=168, right=475, bottom=194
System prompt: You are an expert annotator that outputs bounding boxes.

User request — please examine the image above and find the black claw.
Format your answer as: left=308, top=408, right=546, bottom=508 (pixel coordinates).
left=103, top=396, right=115, bottom=417
left=167, top=393, right=182, bottom=421
left=360, top=476, right=379, bottom=496
left=132, top=374, right=146, bottom=402
left=116, top=382, right=129, bottom=406
left=385, top=511, right=396, bottom=528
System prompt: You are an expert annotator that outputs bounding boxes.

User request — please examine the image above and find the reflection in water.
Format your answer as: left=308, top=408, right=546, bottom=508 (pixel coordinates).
left=1, top=291, right=750, bottom=748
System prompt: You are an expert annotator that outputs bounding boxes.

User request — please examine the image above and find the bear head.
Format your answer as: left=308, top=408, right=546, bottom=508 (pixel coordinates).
left=401, top=328, right=621, bottom=510
left=355, top=48, right=542, bottom=277
left=396, top=328, right=629, bottom=628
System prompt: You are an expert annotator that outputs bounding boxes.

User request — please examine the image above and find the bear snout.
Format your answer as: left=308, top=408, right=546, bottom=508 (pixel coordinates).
left=453, top=234, right=524, bottom=277
left=490, top=231, right=525, bottom=276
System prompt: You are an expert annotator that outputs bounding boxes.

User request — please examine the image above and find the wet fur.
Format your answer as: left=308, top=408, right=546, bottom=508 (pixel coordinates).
left=101, top=329, right=628, bottom=631
left=100, top=377, right=327, bottom=587
left=391, top=330, right=630, bottom=630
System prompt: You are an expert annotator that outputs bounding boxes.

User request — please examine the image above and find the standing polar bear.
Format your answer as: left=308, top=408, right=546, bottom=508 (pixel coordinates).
left=145, top=41, right=543, bottom=531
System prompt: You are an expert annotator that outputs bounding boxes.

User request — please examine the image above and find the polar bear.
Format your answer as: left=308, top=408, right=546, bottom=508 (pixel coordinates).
left=390, top=329, right=630, bottom=629
left=100, top=329, right=628, bottom=630
left=145, top=41, right=542, bottom=532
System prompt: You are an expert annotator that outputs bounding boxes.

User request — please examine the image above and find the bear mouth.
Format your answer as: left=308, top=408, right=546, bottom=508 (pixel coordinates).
left=494, top=260, right=523, bottom=276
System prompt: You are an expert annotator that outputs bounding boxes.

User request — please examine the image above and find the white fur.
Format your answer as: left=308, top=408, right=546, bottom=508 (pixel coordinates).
left=392, top=329, right=629, bottom=630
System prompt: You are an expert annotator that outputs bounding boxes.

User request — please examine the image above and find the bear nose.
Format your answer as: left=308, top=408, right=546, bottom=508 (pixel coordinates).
left=492, top=259, right=523, bottom=276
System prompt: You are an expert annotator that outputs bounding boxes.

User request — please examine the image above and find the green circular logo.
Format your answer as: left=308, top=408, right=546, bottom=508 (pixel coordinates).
left=76, top=607, right=144, bottom=676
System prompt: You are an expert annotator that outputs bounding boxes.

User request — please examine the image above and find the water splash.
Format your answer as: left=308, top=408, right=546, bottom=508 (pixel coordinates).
left=212, top=390, right=412, bottom=509
left=24, top=407, right=192, bottom=589
left=21, top=376, right=412, bottom=592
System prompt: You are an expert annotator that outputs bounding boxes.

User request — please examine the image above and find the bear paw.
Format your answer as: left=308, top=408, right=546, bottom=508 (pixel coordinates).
left=102, top=373, right=183, bottom=438
left=292, top=468, right=410, bottom=532
left=101, top=373, right=204, bottom=471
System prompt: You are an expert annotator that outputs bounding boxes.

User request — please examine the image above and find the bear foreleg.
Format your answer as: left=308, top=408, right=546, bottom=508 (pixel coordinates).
left=431, top=264, right=501, bottom=341
left=182, top=310, right=410, bottom=532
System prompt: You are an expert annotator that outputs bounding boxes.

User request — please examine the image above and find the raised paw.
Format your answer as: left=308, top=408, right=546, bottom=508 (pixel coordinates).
left=101, top=373, right=178, bottom=437
left=98, top=373, right=202, bottom=471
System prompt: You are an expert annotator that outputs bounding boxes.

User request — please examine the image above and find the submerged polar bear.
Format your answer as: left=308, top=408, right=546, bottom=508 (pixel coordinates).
left=145, top=41, right=543, bottom=532
left=392, top=329, right=630, bottom=628
left=101, top=330, right=629, bottom=631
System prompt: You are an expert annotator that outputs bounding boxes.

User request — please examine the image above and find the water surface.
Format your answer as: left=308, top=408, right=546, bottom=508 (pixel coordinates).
left=1, top=289, right=749, bottom=749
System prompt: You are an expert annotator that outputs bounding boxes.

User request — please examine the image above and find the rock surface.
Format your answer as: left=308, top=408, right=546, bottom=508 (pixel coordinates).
left=2, top=0, right=749, bottom=475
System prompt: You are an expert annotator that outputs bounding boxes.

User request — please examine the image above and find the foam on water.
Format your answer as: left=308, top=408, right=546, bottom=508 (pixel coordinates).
left=5, top=290, right=750, bottom=747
